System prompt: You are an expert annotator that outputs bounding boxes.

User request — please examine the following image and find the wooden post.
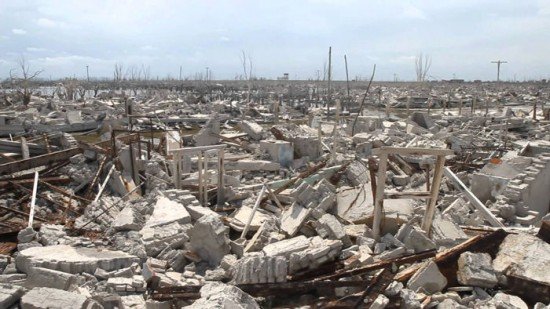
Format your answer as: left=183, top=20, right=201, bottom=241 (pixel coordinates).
left=28, top=171, right=39, bottom=228
left=174, top=152, right=182, bottom=189
left=420, top=155, right=445, bottom=234
left=344, top=55, right=350, bottom=113
left=406, top=96, right=411, bottom=117
left=458, top=99, right=463, bottom=116
left=20, top=137, right=30, bottom=160
left=472, top=96, right=476, bottom=114
left=318, top=125, right=322, bottom=157
left=485, top=95, right=489, bottom=117
left=443, top=167, right=505, bottom=227
left=216, top=149, right=225, bottom=208
left=331, top=100, right=340, bottom=162
left=372, top=153, right=388, bottom=241
left=241, top=184, right=267, bottom=238
left=197, top=152, right=204, bottom=206
left=327, top=46, right=332, bottom=119
left=203, top=151, right=208, bottom=205
left=533, top=100, right=537, bottom=121
left=94, top=164, right=115, bottom=202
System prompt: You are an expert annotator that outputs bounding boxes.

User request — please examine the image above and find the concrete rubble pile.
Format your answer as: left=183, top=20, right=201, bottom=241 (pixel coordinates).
left=0, top=81, right=548, bottom=308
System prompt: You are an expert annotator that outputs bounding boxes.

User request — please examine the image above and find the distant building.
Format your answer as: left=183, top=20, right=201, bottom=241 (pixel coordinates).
left=277, top=73, right=289, bottom=80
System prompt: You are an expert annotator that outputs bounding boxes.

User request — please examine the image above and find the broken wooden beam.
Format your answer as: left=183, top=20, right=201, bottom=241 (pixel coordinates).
left=311, top=249, right=436, bottom=282
left=0, top=147, right=83, bottom=175
left=443, top=167, right=505, bottom=228
left=394, top=229, right=508, bottom=283
left=0, top=176, right=70, bottom=188
left=538, top=220, right=550, bottom=244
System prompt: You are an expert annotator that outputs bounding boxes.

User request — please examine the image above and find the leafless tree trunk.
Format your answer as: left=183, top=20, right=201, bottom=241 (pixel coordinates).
left=240, top=50, right=253, bottom=103
left=114, top=63, right=124, bottom=82
left=415, top=53, right=432, bottom=82
left=10, top=56, right=43, bottom=106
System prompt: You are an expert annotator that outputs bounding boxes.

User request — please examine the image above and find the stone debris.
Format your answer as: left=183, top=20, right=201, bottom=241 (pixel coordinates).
left=21, top=287, right=102, bottom=309
left=457, top=252, right=498, bottom=288
left=184, top=282, right=259, bottom=309
left=0, top=82, right=548, bottom=308
left=16, top=245, right=139, bottom=274
left=189, top=214, right=231, bottom=267
left=407, top=260, right=447, bottom=294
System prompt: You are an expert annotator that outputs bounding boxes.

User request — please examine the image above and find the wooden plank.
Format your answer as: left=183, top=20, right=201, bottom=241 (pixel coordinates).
left=20, top=137, right=30, bottom=159
left=373, top=153, right=388, bottom=241
left=443, top=167, right=504, bottom=228
left=0, top=147, right=82, bottom=175
left=28, top=172, right=39, bottom=227
left=372, top=146, right=453, bottom=156
left=421, top=155, right=446, bottom=234
left=0, top=176, right=70, bottom=188
left=169, top=144, right=227, bottom=155
left=384, top=191, right=431, bottom=199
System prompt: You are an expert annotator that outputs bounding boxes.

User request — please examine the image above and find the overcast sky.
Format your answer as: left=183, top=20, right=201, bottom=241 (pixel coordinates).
left=1, top=0, right=549, bottom=81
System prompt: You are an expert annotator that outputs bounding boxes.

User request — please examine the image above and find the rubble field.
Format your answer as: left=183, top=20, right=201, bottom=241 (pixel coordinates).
left=0, top=80, right=548, bottom=308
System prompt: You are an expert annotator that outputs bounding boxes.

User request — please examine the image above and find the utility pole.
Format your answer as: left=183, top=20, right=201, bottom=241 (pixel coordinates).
left=327, top=46, right=332, bottom=118
left=205, top=67, right=209, bottom=82
left=86, top=65, right=89, bottom=82
left=344, top=54, right=350, bottom=113
left=179, top=65, right=182, bottom=81
left=491, top=60, right=507, bottom=82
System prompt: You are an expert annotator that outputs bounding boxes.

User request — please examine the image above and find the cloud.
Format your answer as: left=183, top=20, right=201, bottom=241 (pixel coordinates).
left=140, top=45, right=156, bottom=51
left=402, top=3, right=427, bottom=20
left=36, top=17, right=66, bottom=28
left=11, top=28, right=27, bottom=35
left=220, top=36, right=230, bottom=42
left=26, top=47, right=49, bottom=52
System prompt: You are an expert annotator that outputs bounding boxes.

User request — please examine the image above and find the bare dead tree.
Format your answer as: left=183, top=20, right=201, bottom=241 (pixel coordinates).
left=141, top=64, right=151, bottom=81
left=114, top=63, right=124, bottom=82
left=352, top=64, right=377, bottom=136
left=240, top=50, right=249, bottom=80
left=9, top=56, right=43, bottom=106
left=415, top=53, right=432, bottom=82
left=240, top=50, right=253, bottom=102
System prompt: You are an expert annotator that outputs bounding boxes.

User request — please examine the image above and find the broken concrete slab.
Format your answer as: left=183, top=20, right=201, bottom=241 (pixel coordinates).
left=280, top=203, right=311, bottom=237
left=139, top=222, right=191, bottom=257
left=145, top=196, right=191, bottom=228
left=0, top=284, right=25, bottom=308
left=25, top=267, right=80, bottom=290
left=231, top=255, right=287, bottom=284
left=407, top=261, right=447, bottom=294
left=16, top=245, right=139, bottom=274
left=21, top=287, right=102, bottom=309
left=239, top=120, right=264, bottom=140
left=493, top=233, right=550, bottom=286
left=189, top=214, right=230, bottom=267
left=229, top=206, right=274, bottom=233
left=184, top=282, right=259, bottom=309
left=262, top=235, right=310, bottom=258
left=112, top=205, right=143, bottom=231
left=457, top=252, right=498, bottom=288
left=225, top=159, right=281, bottom=171
left=260, top=140, right=293, bottom=167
